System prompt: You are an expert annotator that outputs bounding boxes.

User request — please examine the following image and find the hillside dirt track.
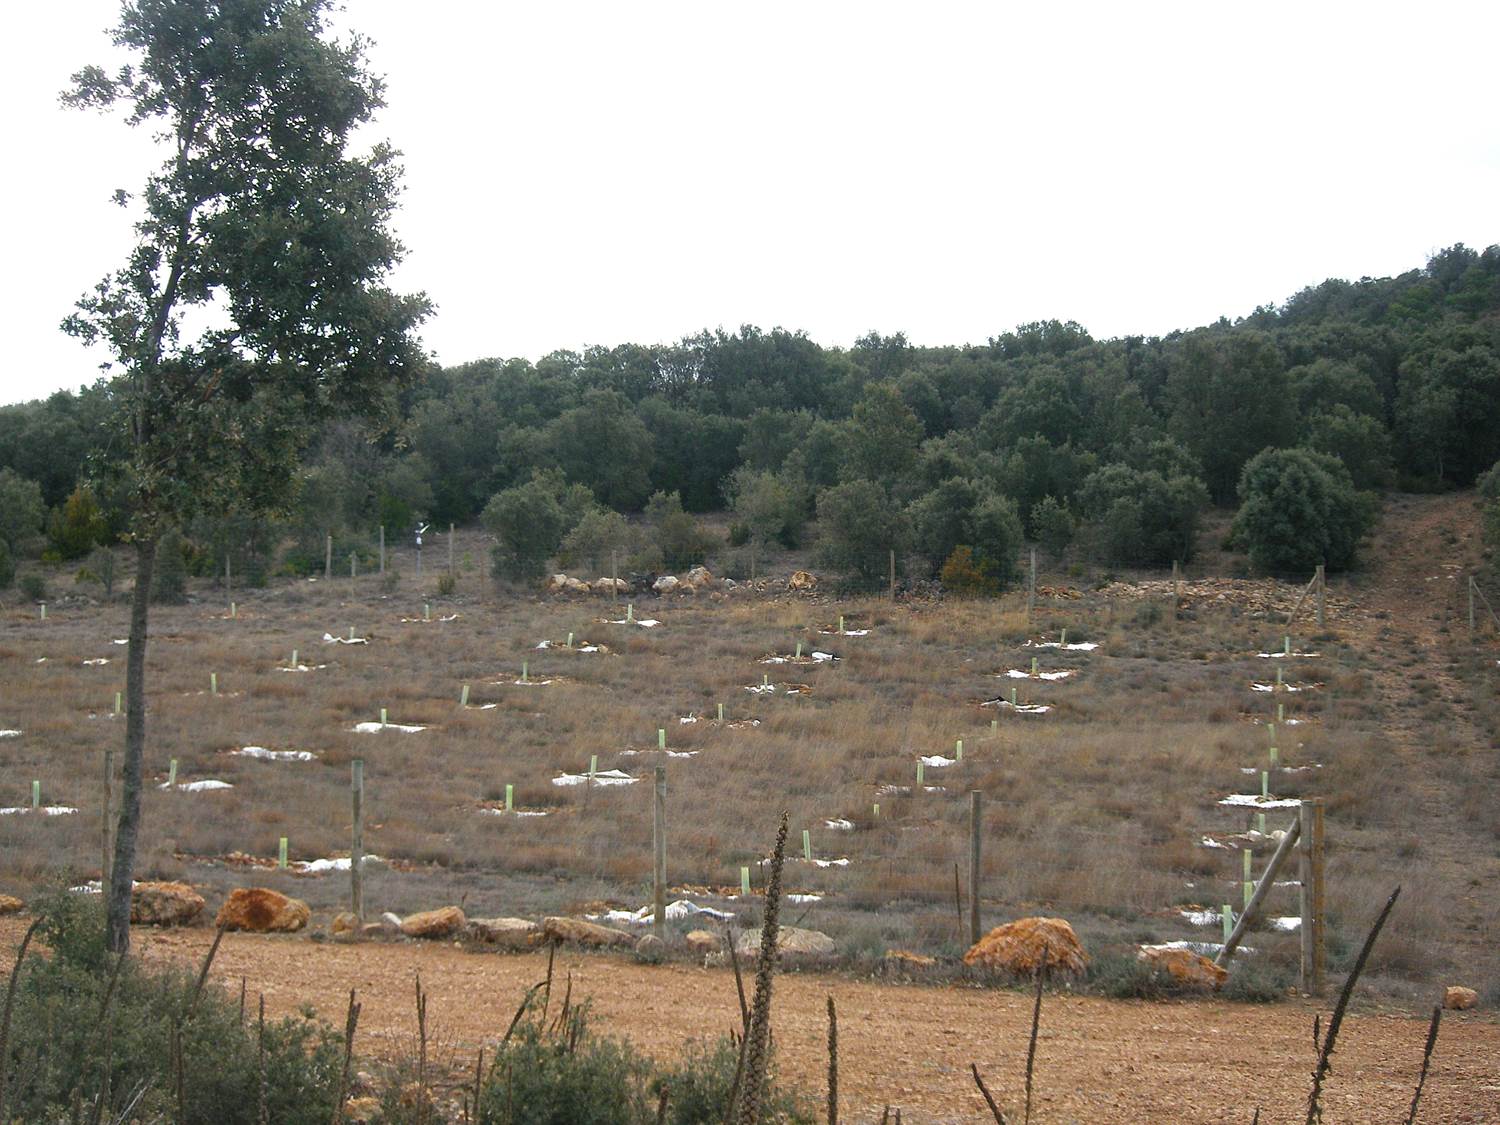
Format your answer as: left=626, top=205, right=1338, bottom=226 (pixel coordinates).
left=4, top=915, right=1498, bottom=1123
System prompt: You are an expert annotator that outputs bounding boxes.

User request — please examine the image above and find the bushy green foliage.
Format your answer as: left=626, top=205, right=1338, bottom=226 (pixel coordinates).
left=1076, top=464, right=1208, bottom=566
left=725, top=467, right=807, bottom=549
left=1478, top=459, right=1500, bottom=574
left=645, top=491, right=715, bottom=571
left=484, top=470, right=593, bottom=581
left=0, top=466, right=45, bottom=553
left=558, top=507, right=637, bottom=574
left=1233, top=447, right=1375, bottom=573
left=6, top=890, right=344, bottom=1124
left=653, top=1035, right=812, bottom=1125
left=19, top=570, right=47, bottom=601
left=815, top=479, right=909, bottom=586
left=1030, top=494, right=1075, bottom=557
left=1301, top=405, right=1393, bottom=490
left=939, top=545, right=998, bottom=596
left=0, top=540, right=12, bottom=589
left=46, top=485, right=111, bottom=560
left=150, top=527, right=189, bottom=603
left=908, top=478, right=1024, bottom=590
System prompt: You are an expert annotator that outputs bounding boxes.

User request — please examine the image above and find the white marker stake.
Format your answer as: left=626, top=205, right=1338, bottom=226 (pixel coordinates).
left=1275, top=666, right=1283, bottom=690
left=589, top=755, right=598, bottom=778
left=1257, top=813, right=1266, bottom=834
left=762, top=673, right=769, bottom=688
left=657, top=728, right=666, bottom=751
left=626, top=603, right=634, bottom=623
left=795, top=642, right=802, bottom=660
left=802, top=829, right=812, bottom=861
left=956, top=739, right=963, bottom=761
left=424, top=603, right=431, bottom=622
left=1277, top=703, right=1285, bottom=723
left=1222, top=904, right=1233, bottom=945
left=1010, top=687, right=1018, bottom=706
left=521, top=661, right=529, bottom=683
left=717, top=703, right=725, bottom=723
left=348, top=626, right=355, bottom=642
left=230, top=602, right=237, bottom=618
left=168, top=759, right=177, bottom=788
left=1270, top=745, right=1279, bottom=770
left=211, top=672, right=218, bottom=696
left=278, top=837, right=288, bottom=870
left=1061, top=628, right=1068, bottom=646
left=505, top=784, right=513, bottom=812
left=460, top=684, right=470, bottom=707
left=114, top=692, right=122, bottom=717
left=379, top=708, right=388, bottom=728
left=740, top=866, right=751, bottom=896
left=916, top=761, right=925, bottom=786
left=991, top=719, right=998, bottom=732
left=1284, top=634, right=1291, bottom=657
left=31, top=780, right=39, bottom=808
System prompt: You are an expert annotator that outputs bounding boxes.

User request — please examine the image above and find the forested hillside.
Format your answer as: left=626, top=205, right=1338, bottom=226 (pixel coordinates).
left=5, top=244, right=1500, bottom=591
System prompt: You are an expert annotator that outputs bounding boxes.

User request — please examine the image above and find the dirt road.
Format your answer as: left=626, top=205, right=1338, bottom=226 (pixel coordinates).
left=6, top=918, right=1494, bottom=1124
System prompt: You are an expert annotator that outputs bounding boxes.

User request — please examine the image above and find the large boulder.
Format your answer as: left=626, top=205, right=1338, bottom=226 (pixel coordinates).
left=400, top=906, right=466, bottom=939
left=541, top=916, right=634, bottom=948
left=593, top=577, right=629, bottom=595
left=331, top=912, right=360, bottom=938
left=215, top=887, right=310, bottom=933
left=467, top=917, right=540, bottom=949
left=652, top=575, right=680, bottom=595
left=0, top=894, right=23, bottom=915
left=788, top=571, right=818, bottom=592
left=684, top=566, right=715, bottom=589
left=546, top=574, right=569, bottom=593
left=131, top=882, right=206, bottom=926
left=1138, top=946, right=1226, bottom=990
left=564, top=577, right=591, bottom=595
left=684, top=929, right=720, bottom=954
left=963, top=917, right=1088, bottom=977
left=734, top=925, right=835, bottom=960
left=1445, top=986, right=1479, bottom=1011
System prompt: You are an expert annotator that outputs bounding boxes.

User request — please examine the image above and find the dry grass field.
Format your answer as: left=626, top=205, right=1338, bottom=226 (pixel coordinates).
left=1, top=493, right=1497, bottom=1016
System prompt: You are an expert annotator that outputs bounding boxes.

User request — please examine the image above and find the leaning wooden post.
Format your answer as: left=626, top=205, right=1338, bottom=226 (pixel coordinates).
left=378, top=525, right=386, bottom=576
left=225, top=553, right=232, bottom=610
left=652, top=766, right=667, bottom=942
left=101, top=749, right=114, bottom=904
left=1027, top=547, right=1037, bottom=621
left=324, top=532, right=333, bottom=581
left=349, top=552, right=356, bottom=580
left=968, top=790, right=982, bottom=947
left=1216, top=814, right=1302, bottom=967
left=1298, top=797, right=1327, bottom=994
left=351, top=760, right=365, bottom=923
left=1315, top=564, right=1326, bottom=627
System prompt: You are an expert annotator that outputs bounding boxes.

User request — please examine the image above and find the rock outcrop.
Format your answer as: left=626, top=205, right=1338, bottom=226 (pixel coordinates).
left=467, top=917, right=540, bottom=949
left=734, top=925, right=835, bottom=959
left=130, top=882, right=206, bottom=926
left=1444, top=985, right=1479, bottom=1010
left=963, top=917, right=1088, bottom=977
left=788, top=571, right=818, bottom=592
left=541, top=916, right=634, bottom=947
left=1138, top=946, right=1227, bottom=989
left=399, top=906, right=466, bottom=939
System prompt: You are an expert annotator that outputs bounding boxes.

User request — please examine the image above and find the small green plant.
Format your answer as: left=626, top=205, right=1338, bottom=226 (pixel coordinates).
left=18, top=572, right=47, bottom=601
left=939, top=545, right=999, bottom=596
left=436, top=571, right=456, bottom=596
left=150, top=527, right=189, bottom=604
left=0, top=541, right=15, bottom=590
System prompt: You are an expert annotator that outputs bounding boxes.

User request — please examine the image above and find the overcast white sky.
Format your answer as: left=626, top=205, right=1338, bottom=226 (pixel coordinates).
left=5, top=1, right=1497, bottom=406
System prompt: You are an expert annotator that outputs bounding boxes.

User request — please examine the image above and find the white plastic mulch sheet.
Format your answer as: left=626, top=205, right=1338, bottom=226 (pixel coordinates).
left=619, top=748, right=699, bottom=759
left=296, top=855, right=383, bottom=874
left=919, top=755, right=956, bottom=768
left=478, top=807, right=551, bottom=818
left=400, top=614, right=459, bottom=623
left=1256, top=650, right=1320, bottom=659
left=1177, top=909, right=1298, bottom=930
left=876, top=784, right=947, bottom=796
left=535, top=640, right=603, bottom=653
left=586, top=899, right=736, bottom=926
left=1250, top=682, right=1317, bottom=693
left=552, top=769, right=637, bottom=787
left=981, top=699, right=1052, bottom=715
left=608, top=617, right=660, bottom=628
left=761, top=651, right=838, bottom=664
left=323, top=633, right=368, bottom=645
left=744, top=683, right=809, bottom=696
left=1240, top=764, right=1321, bottom=775
left=0, top=730, right=21, bottom=739
left=234, top=746, right=316, bottom=762
left=794, top=857, right=849, bottom=868
left=161, top=780, right=233, bottom=792
left=787, top=893, right=823, bottom=904
left=83, top=658, right=110, bottom=666
left=352, top=721, right=426, bottom=734
left=0, top=806, right=78, bottom=816
left=824, top=818, right=854, bottom=830
left=1218, top=794, right=1301, bottom=809
left=1141, top=940, right=1255, bottom=956
left=277, top=663, right=327, bottom=673
left=1003, top=669, right=1074, bottom=680
left=1025, top=640, right=1100, bottom=651
left=819, top=628, right=870, bottom=637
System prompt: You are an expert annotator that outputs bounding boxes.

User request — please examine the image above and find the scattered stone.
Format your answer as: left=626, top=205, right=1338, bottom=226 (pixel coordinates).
left=884, top=949, right=937, bottom=969
left=331, top=911, right=359, bottom=936
left=684, top=929, right=720, bottom=954
left=684, top=565, right=715, bottom=589
left=635, top=933, right=665, bottom=957
left=653, top=575, right=680, bottom=594
left=467, top=917, right=540, bottom=949
left=546, top=574, right=569, bottom=593
left=130, top=882, right=206, bottom=927
left=593, top=577, right=629, bottom=595
left=361, top=921, right=388, bottom=939
left=1138, top=946, right=1227, bottom=990
left=399, top=906, right=466, bottom=939
left=788, top=570, right=818, bottom=592
left=216, top=887, right=310, bottom=933
left=541, top=916, right=634, bottom=947
left=564, top=577, right=590, bottom=594
left=1444, top=985, right=1479, bottom=1010
left=734, top=925, right=835, bottom=959
left=380, top=911, right=403, bottom=932
left=0, top=895, right=23, bottom=915
left=963, top=917, right=1088, bottom=977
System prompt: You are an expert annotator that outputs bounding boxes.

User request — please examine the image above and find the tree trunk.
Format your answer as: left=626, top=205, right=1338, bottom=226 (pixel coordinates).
left=106, top=536, right=158, bottom=953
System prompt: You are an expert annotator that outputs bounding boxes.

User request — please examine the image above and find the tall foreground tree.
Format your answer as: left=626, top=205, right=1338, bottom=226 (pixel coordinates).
left=63, top=0, right=430, bottom=952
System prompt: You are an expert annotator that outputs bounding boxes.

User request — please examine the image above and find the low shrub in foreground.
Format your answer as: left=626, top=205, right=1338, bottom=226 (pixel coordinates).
left=2, top=891, right=343, bottom=1125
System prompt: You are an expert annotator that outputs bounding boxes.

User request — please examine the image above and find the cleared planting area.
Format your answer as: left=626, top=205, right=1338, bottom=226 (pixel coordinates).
left=0, top=537, right=1496, bottom=1006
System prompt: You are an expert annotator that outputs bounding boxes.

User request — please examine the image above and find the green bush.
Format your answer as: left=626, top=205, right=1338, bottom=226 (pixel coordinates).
left=1076, top=463, right=1208, bottom=566
left=815, top=479, right=908, bottom=586
left=0, top=467, right=45, bottom=554
left=0, top=539, right=13, bottom=589
left=654, top=1035, right=811, bottom=1125
left=483, top=470, right=594, bottom=582
left=1030, top=494, right=1075, bottom=558
left=46, top=485, right=110, bottom=560
left=1479, top=459, right=1500, bottom=576
left=645, top=491, right=715, bottom=571
left=7, top=890, right=344, bottom=1124
left=1232, top=447, right=1375, bottom=573
left=19, top=571, right=48, bottom=601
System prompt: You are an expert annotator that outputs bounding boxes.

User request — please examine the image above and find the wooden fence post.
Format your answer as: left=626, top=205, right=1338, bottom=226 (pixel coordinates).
left=1299, top=797, right=1326, bottom=994
left=324, top=533, right=332, bottom=581
left=653, top=766, right=667, bottom=942
left=101, top=749, right=114, bottom=904
left=448, top=523, right=455, bottom=576
left=1315, top=564, right=1326, bottom=627
left=1027, top=547, right=1037, bottom=621
left=351, top=760, right=365, bottom=922
left=968, top=791, right=982, bottom=947
left=889, top=549, right=897, bottom=601
left=225, top=553, right=232, bottom=608
left=379, top=525, right=385, bottom=576
left=1172, top=559, right=1181, bottom=620
left=1216, top=815, right=1301, bottom=967
left=1471, top=576, right=1477, bottom=637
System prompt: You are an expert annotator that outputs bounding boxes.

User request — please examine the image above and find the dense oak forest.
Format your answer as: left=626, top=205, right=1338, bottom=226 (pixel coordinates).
left=5, top=244, right=1500, bottom=592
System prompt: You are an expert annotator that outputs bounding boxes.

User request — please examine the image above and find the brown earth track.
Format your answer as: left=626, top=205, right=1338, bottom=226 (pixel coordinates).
left=4, top=917, right=1497, bottom=1123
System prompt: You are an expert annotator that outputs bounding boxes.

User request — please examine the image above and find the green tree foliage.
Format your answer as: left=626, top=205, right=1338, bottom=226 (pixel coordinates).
left=1394, top=324, right=1500, bottom=485
left=979, top=365, right=1082, bottom=447
left=546, top=389, right=655, bottom=510
left=46, top=485, right=111, bottom=560
left=149, top=527, right=189, bottom=603
left=725, top=467, right=806, bottom=549
left=558, top=506, right=652, bottom=575
left=1165, top=330, right=1296, bottom=502
left=636, top=398, right=742, bottom=510
left=645, top=490, right=715, bottom=571
left=484, top=470, right=592, bottom=581
left=0, top=466, right=45, bottom=553
left=64, top=0, right=429, bottom=952
left=1076, top=464, right=1208, bottom=566
left=815, top=479, right=909, bottom=586
left=1030, top=494, right=1075, bottom=557
left=1233, top=448, right=1375, bottom=573
left=838, top=381, right=924, bottom=492
left=0, top=540, right=13, bottom=589
left=1301, top=405, right=1392, bottom=489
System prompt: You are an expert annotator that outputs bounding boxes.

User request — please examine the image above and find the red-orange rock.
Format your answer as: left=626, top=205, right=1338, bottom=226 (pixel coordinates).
left=1139, top=946, right=1227, bottom=990
left=130, top=882, right=205, bottom=926
left=215, top=888, right=310, bottom=932
left=1444, top=986, right=1478, bottom=1010
left=399, top=906, right=466, bottom=939
left=963, top=917, right=1088, bottom=977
